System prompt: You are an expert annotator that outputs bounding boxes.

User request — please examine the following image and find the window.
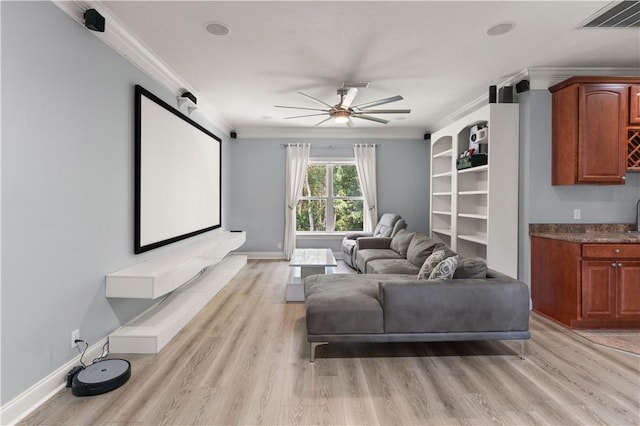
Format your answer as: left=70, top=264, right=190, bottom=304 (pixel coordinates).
left=296, top=160, right=364, bottom=232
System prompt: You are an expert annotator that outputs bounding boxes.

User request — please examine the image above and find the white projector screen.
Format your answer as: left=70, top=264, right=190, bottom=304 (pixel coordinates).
left=135, top=85, right=221, bottom=254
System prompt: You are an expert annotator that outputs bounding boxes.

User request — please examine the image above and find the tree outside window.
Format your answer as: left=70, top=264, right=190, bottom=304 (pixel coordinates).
left=296, top=161, right=364, bottom=232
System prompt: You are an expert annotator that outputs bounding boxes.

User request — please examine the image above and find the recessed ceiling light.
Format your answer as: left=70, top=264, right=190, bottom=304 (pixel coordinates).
left=204, top=22, right=230, bottom=36
left=486, top=21, right=516, bottom=36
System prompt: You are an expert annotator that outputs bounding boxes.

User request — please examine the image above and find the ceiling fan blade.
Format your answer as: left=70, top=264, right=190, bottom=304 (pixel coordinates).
left=314, top=116, right=333, bottom=127
left=340, top=88, right=359, bottom=108
left=284, top=113, right=330, bottom=119
left=352, top=95, right=404, bottom=110
left=355, top=109, right=411, bottom=114
left=352, top=114, right=390, bottom=124
left=297, top=91, right=333, bottom=108
left=275, top=105, right=329, bottom=112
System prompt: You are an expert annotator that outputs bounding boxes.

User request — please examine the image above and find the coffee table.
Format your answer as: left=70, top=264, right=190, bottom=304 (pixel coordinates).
left=286, top=248, right=337, bottom=302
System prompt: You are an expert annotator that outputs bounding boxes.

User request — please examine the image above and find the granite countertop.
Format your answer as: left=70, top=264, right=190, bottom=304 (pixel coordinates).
left=529, top=224, right=640, bottom=243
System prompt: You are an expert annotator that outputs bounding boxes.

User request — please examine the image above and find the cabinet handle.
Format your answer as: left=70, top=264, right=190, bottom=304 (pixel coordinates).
left=618, top=263, right=623, bottom=267
left=614, top=249, right=621, bottom=253
left=611, top=263, right=617, bottom=267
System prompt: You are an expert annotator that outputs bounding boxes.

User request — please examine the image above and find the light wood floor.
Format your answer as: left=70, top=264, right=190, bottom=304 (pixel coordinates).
left=22, top=260, right=640, bottom=425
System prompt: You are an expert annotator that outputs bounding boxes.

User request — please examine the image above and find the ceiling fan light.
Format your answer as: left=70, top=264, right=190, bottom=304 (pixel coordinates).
left=333, top=110, right=350, bottom=123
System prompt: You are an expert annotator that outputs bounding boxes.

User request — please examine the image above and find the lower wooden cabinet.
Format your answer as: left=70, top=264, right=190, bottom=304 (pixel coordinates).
left=531, top=237, right=640, bottom=328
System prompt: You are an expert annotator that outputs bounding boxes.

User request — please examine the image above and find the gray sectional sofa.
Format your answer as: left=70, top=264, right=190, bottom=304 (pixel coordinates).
left=304, top=230, right=530, bottom=361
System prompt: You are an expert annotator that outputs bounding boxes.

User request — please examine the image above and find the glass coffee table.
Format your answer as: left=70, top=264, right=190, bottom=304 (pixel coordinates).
left=286, top=248, right=337, bottom=302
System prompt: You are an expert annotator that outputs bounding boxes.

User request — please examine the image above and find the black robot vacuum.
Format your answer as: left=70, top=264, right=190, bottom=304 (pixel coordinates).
left=71, top=359, right=131, bottom=396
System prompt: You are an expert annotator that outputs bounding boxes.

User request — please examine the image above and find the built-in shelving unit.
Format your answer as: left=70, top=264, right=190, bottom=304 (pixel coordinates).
left=429, top=104, right=519, bottom=277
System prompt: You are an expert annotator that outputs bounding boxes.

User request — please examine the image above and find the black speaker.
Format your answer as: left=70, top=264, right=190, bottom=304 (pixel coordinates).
left=181, top=91, right=197, bottom=105
left=230, top=131, right=237, bottom=139
left=515, top=79, right=530, bottom=93
left=498, top=86, right=514, bottom=103
left=488, top=85, right=497, bottom=103
left=84, top=9, right=105, bottom=32
left=423, top=133, right=431, bottom=141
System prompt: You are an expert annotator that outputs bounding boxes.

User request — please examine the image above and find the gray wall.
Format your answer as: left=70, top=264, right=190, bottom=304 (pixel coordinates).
left=227, top=138, right=429, bottom=254
left=518, top=89, right=640, bottom=285
left=1, top=2, right=231, bottom=404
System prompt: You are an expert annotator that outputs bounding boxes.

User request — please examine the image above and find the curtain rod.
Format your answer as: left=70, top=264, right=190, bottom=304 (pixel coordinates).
left=281, top=143, right=379, bottom=148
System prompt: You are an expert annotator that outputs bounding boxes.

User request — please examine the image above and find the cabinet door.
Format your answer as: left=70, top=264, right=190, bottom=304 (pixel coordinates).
left=616, top=261, right=640, bottom=318
left=630, top=85, right=640, bottom=124
left=578, top=84, right=628, bottom=184
left=582, top=261, right=615, bottom=318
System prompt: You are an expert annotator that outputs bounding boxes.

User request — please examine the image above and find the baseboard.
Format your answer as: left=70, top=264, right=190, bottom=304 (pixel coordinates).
left=0, top=337, right=109, bottom=425
left=236, top=251, right=343, bottom=260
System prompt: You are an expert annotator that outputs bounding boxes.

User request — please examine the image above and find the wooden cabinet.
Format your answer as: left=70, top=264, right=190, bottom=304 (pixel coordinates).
left=630, top=85, right=640, bottom=124
left=549, top=77, right=640, bottom=185
left=531, top=237, right=640, bottom=328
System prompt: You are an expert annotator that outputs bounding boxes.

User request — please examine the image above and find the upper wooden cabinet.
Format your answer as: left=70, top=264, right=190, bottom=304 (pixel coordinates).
left=549, top=76, right=640, bottom=185
left=631, top=85, right=640, bottom=124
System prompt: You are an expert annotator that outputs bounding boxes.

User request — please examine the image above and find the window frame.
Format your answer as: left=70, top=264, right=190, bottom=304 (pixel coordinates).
left=296, top=157, right=364, bottom=235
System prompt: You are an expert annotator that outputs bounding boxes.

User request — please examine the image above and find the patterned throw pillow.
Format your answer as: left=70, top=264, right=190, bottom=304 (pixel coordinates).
left=417, top=249, right=446, bottom=279
left=428, top=255, right=459, bottom=280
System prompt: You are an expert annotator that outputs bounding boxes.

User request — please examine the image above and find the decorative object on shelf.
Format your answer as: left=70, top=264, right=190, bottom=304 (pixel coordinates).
left=469, top=124, right=488, bottom=152
left=456, top=152, right=488, bottom=170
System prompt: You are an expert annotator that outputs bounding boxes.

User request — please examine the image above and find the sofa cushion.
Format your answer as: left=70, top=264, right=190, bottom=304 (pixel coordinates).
left=454, top=258, right=488, bottom=279
left=304, top=273, right=413, bottom=335
left=356, top=249, right=401, bottom=273
left=367, top=258, right=420, bottom=275
left=428, top=255, right=459, bottom=280
left=406, top=234, right=440, bottom=268
left=417, top=249, right=446, bottom=279
left=390, top=230, right=415, bottom=257
left=390, top=218, right=407, bottom=237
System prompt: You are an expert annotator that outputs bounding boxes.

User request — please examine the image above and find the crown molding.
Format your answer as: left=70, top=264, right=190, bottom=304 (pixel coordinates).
left=52, top=0, right=233, bottom=135
left=429, top=66, right=640, bottom=133
left=236, top=126, right=426, bottom=140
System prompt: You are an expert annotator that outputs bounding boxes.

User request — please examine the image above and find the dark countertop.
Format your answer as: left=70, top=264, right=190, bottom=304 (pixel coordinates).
left=529, top=223, right=640, bottom=243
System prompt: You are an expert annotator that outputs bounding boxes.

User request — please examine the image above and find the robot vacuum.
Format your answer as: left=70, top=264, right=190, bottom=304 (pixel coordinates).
left=71, top=359, right=131, bottom=396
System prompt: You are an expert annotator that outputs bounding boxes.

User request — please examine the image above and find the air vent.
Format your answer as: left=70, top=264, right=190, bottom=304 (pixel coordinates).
left=581, top=1, right=640, bottom=28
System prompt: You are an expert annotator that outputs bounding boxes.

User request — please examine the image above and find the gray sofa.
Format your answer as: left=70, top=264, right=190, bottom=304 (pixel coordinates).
left=341, top=213, right=407, bottom=269
left=304, top=231, right=530, bottom=361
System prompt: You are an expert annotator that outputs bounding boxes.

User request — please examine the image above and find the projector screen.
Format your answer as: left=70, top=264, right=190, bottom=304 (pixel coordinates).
left=134, top=85, right=221, bottom=254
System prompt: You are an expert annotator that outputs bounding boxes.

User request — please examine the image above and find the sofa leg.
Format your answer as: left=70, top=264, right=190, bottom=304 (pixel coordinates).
left=310, top=342, right=326, bottom=362
left=518, top=340, right=526, bottom=360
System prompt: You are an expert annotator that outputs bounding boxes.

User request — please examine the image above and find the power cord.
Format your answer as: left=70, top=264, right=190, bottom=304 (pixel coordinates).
left=66, top=339, right=110, bottom=387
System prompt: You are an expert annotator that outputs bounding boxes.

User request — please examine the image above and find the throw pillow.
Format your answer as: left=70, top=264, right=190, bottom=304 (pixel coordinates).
left=390, top=230, right=415, bottom=257
left=428, top=255, right=459, bottom=280
left=406, top=234, right=440, bottom=268
left=417, top=249, right=446, bottom=279
left=453, top=258, right=488, bottom=279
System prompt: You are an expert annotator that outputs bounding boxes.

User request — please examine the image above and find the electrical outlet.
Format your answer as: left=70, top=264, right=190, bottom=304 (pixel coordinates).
left=277, top=243, right=282, bottom=249
left=573, top=209, right=581, bottom=220
left=71, top=329, right=80, bottom=349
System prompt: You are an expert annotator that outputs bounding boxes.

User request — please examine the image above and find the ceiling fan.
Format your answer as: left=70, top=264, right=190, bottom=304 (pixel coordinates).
left=275, top=86, right=411, bottom=126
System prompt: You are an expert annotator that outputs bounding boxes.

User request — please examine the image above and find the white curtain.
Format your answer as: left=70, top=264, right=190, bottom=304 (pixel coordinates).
left=353, top=144, right=378, bottom=233
left=283, top=143, right=310, bottom=260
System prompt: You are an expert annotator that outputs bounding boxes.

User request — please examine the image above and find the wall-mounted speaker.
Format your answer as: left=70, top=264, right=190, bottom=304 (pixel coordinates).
left=84, top=9, right=105, bottom=32
left=423, top=133, right=431, bottom=141
left=181, top=91, right=197, bottom=105
left=488, top=85, right=497, bottom=103
left=515, top=79, right=530, bottom=93
left=498, top=86, right=515, bottom=103
left=230, top=131, right=237, bottom=139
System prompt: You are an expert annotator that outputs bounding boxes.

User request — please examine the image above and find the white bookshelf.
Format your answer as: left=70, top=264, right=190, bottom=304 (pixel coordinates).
left=429, top=104, right=519, bottom=277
